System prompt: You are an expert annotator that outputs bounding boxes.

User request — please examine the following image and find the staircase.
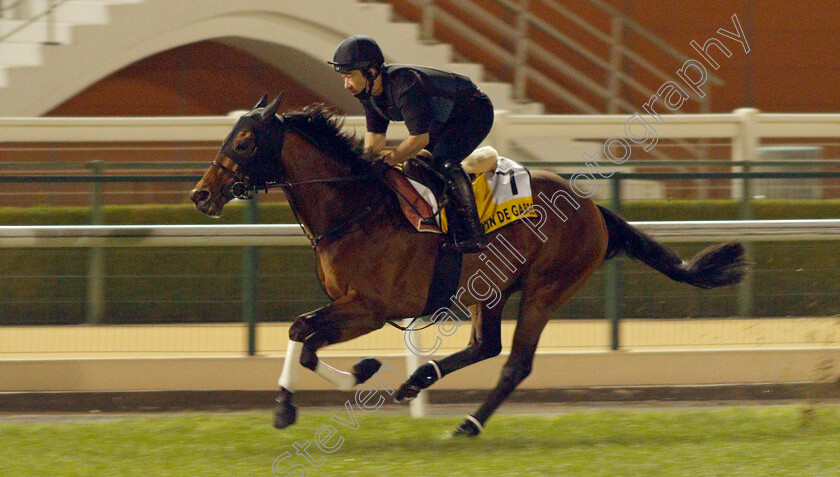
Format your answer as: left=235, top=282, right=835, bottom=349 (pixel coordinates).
left=386, top=0, right=724, bottom=115
left=0, top=0, right=543, bottom=116
left=0, top=0, right=135, bottom=85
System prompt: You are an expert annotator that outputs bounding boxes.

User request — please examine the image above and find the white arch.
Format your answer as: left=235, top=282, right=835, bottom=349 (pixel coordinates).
left=107, top=12, right=364, bottom=113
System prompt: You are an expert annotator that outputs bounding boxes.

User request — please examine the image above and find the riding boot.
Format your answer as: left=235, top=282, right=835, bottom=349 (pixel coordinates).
left=442, top=162, right=489, bottom=253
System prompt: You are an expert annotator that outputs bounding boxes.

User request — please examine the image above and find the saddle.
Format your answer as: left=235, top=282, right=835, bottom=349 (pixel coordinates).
left=384, top=153, right=450, bottom=233
left=384, top=147, right=537, bottom=235
left=402, top=154, right=447, bottom=198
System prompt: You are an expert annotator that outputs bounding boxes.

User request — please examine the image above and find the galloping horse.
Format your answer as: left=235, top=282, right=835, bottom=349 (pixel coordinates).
left=190, top=94, right=747, bottom=437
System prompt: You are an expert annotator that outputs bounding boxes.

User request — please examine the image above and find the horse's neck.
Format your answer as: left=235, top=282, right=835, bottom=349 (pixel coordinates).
left=285, top=179, right=396, bottom=240
left=283, top=163, right=394, bottom=241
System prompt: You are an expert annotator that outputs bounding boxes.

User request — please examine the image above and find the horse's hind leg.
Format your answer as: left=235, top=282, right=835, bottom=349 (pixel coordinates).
left=452, top=295, right=550, bottom=437
left=453, top=243, right=606, bottom=437
left=394, top=294, right=509, bottom=402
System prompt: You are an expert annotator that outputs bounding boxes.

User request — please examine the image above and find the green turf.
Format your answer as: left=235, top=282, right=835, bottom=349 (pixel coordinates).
left=1, top=405, right=839, bottom=476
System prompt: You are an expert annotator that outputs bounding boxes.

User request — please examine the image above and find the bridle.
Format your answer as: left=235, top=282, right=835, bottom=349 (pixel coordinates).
left=213, top=158, right=257, bottom=199
left=212, top=113, right=375, bottom=247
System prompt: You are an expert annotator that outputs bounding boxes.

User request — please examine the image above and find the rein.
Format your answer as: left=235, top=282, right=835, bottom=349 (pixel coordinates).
left=214, top=158, right=372, bottom=196
left=274, top=173, right=374, bottom=189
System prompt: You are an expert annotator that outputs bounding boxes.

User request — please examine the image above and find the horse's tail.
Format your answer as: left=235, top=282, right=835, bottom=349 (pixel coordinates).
left=597, top=205, right=748, bottom=289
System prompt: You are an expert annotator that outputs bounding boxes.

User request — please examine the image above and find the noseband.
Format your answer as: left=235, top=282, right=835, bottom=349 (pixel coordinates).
left=213, top=158, right=256, bottom=200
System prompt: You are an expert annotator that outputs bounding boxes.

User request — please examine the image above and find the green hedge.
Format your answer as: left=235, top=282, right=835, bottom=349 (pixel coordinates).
left=1, top=200, right=837, bottom=325
left=0, top=202, right=298, bottom=226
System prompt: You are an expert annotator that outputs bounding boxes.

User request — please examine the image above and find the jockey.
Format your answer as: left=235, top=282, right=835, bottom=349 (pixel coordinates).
left=328, top=35, right=493, bottom=253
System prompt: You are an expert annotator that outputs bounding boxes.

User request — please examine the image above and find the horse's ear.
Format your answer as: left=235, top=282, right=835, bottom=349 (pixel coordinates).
left=254, top=93, right=268, bottom=109
left=261, top=92, right=284, bottom=120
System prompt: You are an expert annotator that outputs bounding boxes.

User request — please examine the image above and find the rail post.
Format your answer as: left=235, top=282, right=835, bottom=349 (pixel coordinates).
left=733, top=108, right=758, bottom=317
left=242, top=198, right=259, bottom=355
left=44, top=0, right=59, bottom=45
left=738, top=161, right=754, bottom=318
left=489, top=109, right=512, bottom=158
left=404, top=318, right=428, bottom=418
left=86, top=161, right=104, bottom=324
left=421, top=0, right=435, bottom=42
left=607, top=173, right=622, bottom=350
left=606, top=15, right=624, bottom=113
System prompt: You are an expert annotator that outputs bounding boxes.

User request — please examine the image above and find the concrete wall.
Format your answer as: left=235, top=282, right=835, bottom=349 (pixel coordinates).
left=2, top=320, right=838, bottom=392
left=3, top=349, right=839, bottom=393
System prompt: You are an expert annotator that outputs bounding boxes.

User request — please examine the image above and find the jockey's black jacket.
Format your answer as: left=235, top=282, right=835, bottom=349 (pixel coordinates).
left=361, top=64, right=480, bottom=136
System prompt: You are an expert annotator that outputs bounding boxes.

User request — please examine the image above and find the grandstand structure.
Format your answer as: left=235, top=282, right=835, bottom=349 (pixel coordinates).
left=1, top=0, right=832, bottom=117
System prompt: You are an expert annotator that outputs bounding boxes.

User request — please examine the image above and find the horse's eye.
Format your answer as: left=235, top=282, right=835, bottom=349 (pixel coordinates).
left=235, top=143, right=249, bottom=152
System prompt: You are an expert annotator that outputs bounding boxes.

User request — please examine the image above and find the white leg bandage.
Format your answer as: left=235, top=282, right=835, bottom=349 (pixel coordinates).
left=315, top=360, right=357, bottom=391
left=279, top=340, right=303, bottom=392
left=465, top=415, right=484, bottom=433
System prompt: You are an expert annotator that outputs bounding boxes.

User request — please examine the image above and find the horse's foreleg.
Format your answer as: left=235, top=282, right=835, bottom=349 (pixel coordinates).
left=296, top=315, right=383, bottom=390
left=276, top=340, right=361, bottom=392
left=275, top=308, right=342, bottom=429
left=278, top=340, right=303, bottom=391
left=275, top=339, right=379, bottom=429
left=274, top=340, right=302, bottom=429
left=274, top=302, right=383, bottom=429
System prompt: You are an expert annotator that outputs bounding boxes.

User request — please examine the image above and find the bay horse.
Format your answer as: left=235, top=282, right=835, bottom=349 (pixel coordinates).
left=190, top=94, right=747, bottom=437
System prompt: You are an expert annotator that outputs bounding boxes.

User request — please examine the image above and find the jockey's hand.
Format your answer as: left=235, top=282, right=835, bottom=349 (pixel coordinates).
left=377, top=149, right=395, bottom=165
left=382, top=152, right=400, bottom=166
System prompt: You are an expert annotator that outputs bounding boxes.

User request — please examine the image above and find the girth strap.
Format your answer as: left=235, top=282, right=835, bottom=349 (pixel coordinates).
left=387, top=247, right=463, bottom=331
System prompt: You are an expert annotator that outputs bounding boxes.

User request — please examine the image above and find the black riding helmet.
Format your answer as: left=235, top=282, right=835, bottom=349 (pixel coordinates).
left=328, top=35, right=385, bottom=74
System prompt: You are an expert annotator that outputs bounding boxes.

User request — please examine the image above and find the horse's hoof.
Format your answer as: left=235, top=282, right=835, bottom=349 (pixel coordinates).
left=394, top=384, right=420, bottom=404
left=452, top=416, right=482, bottom=437
left=273, top=402, right=297, bottom=429
left=352, top=357, right=382, bottom=384
left=394, top=362, right=441, bottom=403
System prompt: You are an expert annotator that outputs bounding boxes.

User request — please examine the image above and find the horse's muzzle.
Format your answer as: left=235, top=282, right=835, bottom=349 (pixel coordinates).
left=190, top=188, right=215, bottom=215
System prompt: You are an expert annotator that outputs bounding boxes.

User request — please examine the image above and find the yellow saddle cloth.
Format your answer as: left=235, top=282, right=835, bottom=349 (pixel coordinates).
left=470, top=150, right=537, bottom=233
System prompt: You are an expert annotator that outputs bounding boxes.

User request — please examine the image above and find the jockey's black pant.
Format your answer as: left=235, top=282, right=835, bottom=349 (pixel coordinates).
left=428, top=91, right=494, bottom=169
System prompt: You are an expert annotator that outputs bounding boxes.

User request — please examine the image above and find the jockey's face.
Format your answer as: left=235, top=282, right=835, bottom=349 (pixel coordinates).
left=341, top=68, right=381, bottom=98
left=341, top=70, right=367, bottom=97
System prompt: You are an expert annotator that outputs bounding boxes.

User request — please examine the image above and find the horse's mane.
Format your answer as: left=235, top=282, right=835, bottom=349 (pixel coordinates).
left=280, top=103, right=406, bottom=226
left=281, top=104, right=380, bottom=174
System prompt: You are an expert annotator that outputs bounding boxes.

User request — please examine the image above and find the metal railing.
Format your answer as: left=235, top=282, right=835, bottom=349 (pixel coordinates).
left=2, top=159, right=839, bottom=210
left=3, top=160, right=838, bottom=346
left=399, top=0, right=722, bottom=113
